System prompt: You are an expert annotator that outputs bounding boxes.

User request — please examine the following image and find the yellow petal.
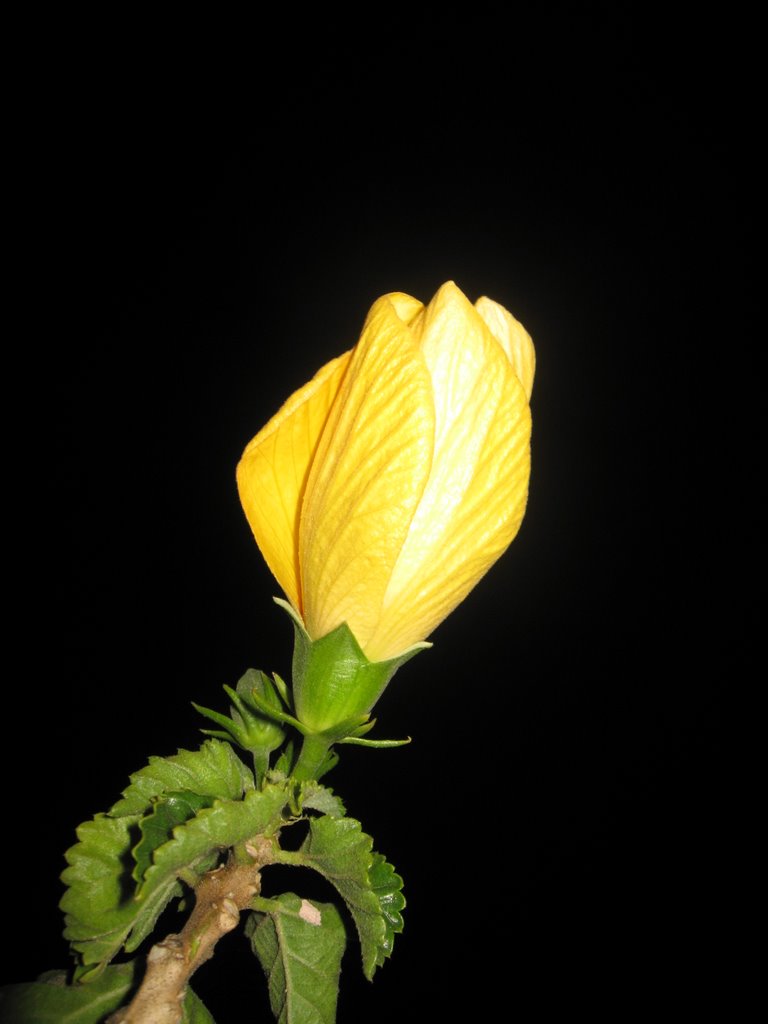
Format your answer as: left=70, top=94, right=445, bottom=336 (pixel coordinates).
left=385, top=291, right=424, bottom=325
left=366, top=282, right=532, bottom=661
left=300, top=295, right=435, bottom=651
left=475, top=295, right=536, bottom=400
left=236, top=351, right=351, bottom=611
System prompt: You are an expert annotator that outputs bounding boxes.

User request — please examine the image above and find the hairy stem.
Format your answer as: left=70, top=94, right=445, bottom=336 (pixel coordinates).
left=291, top=733, right=333, bottom=782
left=108, top=838, right=277, bottom=1024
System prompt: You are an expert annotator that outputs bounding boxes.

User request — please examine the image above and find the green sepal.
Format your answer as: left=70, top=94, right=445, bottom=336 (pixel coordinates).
left=197, top=727, right=235, bottom=742
left=338, top=735, right=412, bottom=748
left=347, top=717, right=377, bottom=738
left=271, top=671, right=290, bottom=705
left=0, top=962, right=137, bottom=1024
left=247, top=893, right=346, bottom=1024
left=274, top=598, right=428, bottom=736
left=246, top=687, right=307, bottom=734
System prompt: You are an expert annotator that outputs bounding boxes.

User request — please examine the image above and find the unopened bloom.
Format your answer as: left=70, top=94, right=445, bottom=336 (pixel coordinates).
left=237, top=281, right=534, bottom=664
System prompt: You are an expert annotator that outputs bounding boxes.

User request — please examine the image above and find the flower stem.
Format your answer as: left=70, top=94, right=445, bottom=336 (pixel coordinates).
left=252, top=749, right=269, bottom=786
left=291, top=733, right=333, bottom=782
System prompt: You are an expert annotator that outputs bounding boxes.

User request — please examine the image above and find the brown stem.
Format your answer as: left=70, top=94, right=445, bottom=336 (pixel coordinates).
left=108, top=837, right=277, bottom=1024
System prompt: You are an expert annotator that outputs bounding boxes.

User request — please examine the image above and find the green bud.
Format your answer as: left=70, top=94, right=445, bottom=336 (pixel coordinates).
left=229, top=669, right=287, bottom=753
left=193, top=669, right=287, bottom=759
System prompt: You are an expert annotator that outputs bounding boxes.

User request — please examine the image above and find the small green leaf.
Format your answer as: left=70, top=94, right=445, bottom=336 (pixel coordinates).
left=132, top=791, right=216, bottom=883
left=110, top=739, right=253, bottom=818
left=248, top=894, right=346, bottom=1024
left=298, top=782, right=345, bottom=818
left=0, top=962, right=136, bottom=1024
left=182, top=985, right=217, bottom=1024
left=369, top=853, right=405, bottom=967
left=277, top=816, right=400, bottom=980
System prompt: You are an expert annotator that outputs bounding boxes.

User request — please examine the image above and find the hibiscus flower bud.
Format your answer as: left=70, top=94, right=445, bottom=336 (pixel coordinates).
left=237, top=281, right=534, bottom=668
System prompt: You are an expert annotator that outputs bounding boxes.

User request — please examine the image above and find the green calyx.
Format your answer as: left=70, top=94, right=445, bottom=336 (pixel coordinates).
left=194, top=602, right=427, bottom=785
left=276, top=598, right=427, bottom=737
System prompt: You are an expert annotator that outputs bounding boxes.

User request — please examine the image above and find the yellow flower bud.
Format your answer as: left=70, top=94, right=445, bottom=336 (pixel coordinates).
left=237, top=281, right=534, bottom=663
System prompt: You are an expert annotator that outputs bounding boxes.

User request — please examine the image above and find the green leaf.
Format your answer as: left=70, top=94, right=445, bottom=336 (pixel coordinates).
left=0, top=962, right=136, bottom=1024
left=61, top=812, right=187, bottom=969
left=182, top=985, right=217, bottom=1024
left=132, top=791, right=216, bottom=883
left=131, top=782, right=290, bottom=943
left=62, top=762, right=287, bottom=968
left=369, top=853, right=405, bottom=967
left=298, top=782, right=345, bottom=818
left=61, top=814, right=147, bottom=966
left=278, top=816, right=401, bottom=980
left=123, top=877, right=186, bottom=957
left=248, top=894, right=346, bottom=1024
left=110, top=739, right=253, bottom=818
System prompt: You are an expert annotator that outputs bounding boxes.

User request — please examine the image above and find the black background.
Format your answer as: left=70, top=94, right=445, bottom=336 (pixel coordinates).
left=6, top=7, right=750, bottom=1020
